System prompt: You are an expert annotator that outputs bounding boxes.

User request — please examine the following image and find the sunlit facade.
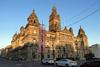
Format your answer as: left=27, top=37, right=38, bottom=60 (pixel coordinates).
left=1, top=6, right=89, bottom=61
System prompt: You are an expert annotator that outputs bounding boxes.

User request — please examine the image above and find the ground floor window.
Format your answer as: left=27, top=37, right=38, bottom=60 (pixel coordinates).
left=47, top=55, right=50, bottom=58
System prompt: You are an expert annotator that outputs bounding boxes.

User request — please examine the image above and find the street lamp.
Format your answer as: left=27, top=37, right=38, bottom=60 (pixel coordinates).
left=52, top=40, right=55, bottom=59
left=63, top=47, right=65, bottom=58
left=75, top=40, right=79, bottom=60
left=51, top=35, right=55, bottom=59
left=40, top=23, right=44, bottom=62
left=81, top=39, right=85, bottom=59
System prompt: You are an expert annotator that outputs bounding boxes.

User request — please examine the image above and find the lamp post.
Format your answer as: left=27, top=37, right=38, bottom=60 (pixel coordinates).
left=63, top=47, right=65, bottom=58
left=51, top=35, right=55, bottom=59
left=75, top=40, right=79, bottom=60
left=40, top=23, right=44, bottom=62
left=41, top=43, right=43, bottom=62
left=81, top=39, right=85, bottom=59
left=52, top=37, right=55, bottom=59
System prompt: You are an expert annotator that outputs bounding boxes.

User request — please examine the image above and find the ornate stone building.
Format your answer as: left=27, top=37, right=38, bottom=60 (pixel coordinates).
left=1, top=6, right=89, bottom=61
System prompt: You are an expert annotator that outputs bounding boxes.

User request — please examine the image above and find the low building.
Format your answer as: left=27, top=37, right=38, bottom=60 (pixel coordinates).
left=0, top=49, right=1, bottom=56
left=90, top=44, right=100, bottom=58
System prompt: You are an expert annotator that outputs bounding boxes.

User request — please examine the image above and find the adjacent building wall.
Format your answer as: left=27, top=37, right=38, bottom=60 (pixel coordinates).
left=90, top=44, right=100, bottom=58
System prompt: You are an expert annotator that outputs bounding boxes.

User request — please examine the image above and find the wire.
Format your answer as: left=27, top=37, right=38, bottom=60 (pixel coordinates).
left=67, top=7, right=100, bottom=27
left=66, top=0, right=100, bottom=22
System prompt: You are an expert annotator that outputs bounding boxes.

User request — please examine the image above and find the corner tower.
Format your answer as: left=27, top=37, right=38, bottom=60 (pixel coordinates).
left=77, top=26, right=88, bottom=47
left=49, top=5, right=61, bottom=32
left=24, top=10, right=39, bottom=43
left=25, top=10, right=39, bottom=35
left=26, top=10, right=39, bottom=28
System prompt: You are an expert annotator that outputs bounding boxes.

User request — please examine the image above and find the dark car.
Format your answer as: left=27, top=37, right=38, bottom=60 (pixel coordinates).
left=10, top=57, right=23, bottom=61
left=80, top=58, right=100, bottom=67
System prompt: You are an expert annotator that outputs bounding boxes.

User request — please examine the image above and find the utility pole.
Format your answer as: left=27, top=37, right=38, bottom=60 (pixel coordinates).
left=81, top=39, right=85, bottom=59
left=75, top=40, right=79, bottom=60
left=52, top=37, right=55, bottom=59
left=39, top=22, right=45, bottom=63
left=50, top=35, right=55, bottom=59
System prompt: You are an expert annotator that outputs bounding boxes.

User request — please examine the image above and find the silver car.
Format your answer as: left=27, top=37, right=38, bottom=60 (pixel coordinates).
left=55, top=59, right=77, bottom=67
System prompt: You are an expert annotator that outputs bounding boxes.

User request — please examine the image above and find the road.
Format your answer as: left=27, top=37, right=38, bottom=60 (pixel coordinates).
left=0, top=57, right=81, bottom=67
left=0, top=57, right=55, bottom=67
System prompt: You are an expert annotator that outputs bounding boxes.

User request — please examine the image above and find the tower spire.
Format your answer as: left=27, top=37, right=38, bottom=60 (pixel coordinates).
left=78, top=26, right=85, bottom=35
left=52, top=5, right=57, bottom=15
left=69, top=27, right=73, bottom=34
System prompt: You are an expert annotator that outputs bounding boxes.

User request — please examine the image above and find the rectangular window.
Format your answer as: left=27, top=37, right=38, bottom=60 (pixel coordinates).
left=47, top=55, right=50, bottom=58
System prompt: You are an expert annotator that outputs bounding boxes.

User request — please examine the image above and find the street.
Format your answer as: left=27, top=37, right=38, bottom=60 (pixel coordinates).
left=0, top=57, right=55, bottom=67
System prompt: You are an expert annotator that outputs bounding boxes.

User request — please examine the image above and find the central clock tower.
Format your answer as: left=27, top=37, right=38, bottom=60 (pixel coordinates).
left=49, top=5, right=61, bottom=32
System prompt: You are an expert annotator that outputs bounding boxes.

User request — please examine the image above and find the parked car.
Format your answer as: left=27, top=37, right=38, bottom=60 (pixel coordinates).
left=42, top=58, right=54, bottom=64
left=9, top=57, right=23, bottom=61
left=80, top=58, right=100, bottom=67
left=55, top=59, right=77, bottom=67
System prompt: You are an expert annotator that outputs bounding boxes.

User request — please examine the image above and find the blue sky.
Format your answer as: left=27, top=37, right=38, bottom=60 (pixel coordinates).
left=0, top=0, right=100, bottom=48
